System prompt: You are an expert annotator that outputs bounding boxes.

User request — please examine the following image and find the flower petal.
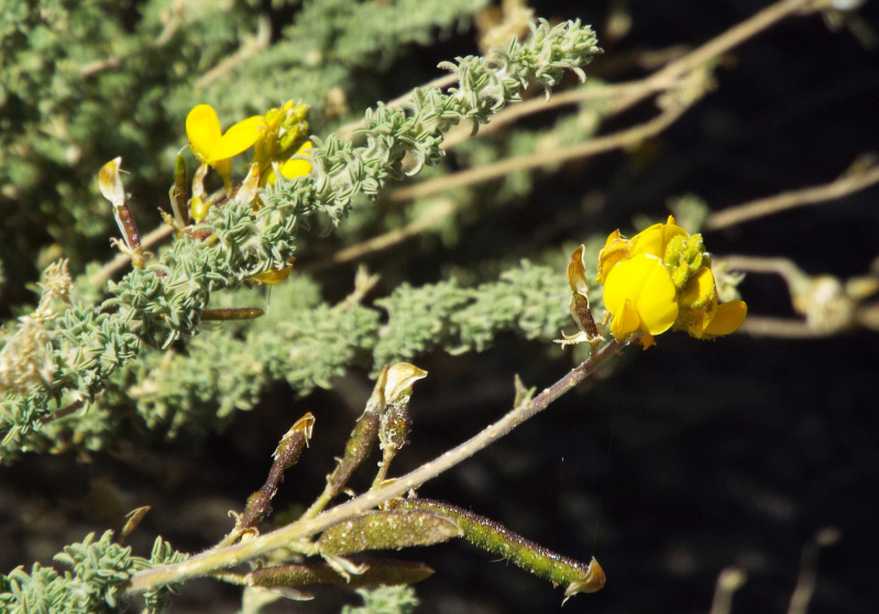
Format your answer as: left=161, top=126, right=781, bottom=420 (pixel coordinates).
left=186, top=104, right=222, bottom=162
left=633, top=259, right=679, bottom=335
left=604, top=254, right=678, bottom=338
left=210, top=115, right=266, bottom=163
left=98, top=157, right=125, bottom=208
left=597, top=229, right=630, bottom=283
left=610, top=298, right=641, bottom=340
left=279, top=141, right=314, bottom=179
left=679, top=266, right=716, bottom=309
left=630, top=216, right=687, bottom=258
left=704, top=300, right=747, bottom=336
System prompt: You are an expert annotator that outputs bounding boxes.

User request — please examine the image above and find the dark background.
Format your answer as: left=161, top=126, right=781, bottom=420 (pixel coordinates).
left=2, top=1, right=878, bottom=612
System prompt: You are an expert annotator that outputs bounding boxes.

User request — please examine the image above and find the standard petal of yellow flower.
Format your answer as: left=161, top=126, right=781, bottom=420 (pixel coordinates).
left=597, top=229, right=630, bottom=283
left=186, top=104, right=222, bottom=162
left=630, top=215, right=687, bottom=258
left=209, top=115, right=266, bottom=163
left=604, top=254, right=678, bottom=339
left=704, top=300, right=747, bottom=336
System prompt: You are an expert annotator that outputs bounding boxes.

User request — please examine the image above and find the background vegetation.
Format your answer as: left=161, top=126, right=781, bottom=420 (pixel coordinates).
left=1, top=0, right=877, bottom=612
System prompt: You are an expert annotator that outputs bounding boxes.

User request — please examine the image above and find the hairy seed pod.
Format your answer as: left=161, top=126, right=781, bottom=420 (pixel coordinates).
left=318, top=510, right=462, bottom=556
left=395, top=499, right=605, bottom=599
left=248, top=558, right=433, bottom=589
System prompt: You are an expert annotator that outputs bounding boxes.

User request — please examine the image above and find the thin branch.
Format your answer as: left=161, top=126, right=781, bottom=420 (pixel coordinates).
left=126, top=339, right=626, bottom=593
left=441, top=78, right=675, bottom=149
left=738, top=316, right=838, bottom=338
left=89, top=224, right=174, bottom=288
left=706, top=159, right=879, bottom=230
left=195, top=17, right=272, bottom=90
left=79, top=0, right=185, bottom=78
left=41, top=400, right=84, bottom=424
left=390, top=98, right=694, bottom=202
left=303, top=198, right=461, bottom=272
left=708, top=567, right=747, bottom=614
left=392, top=0, right=828, bottom=201
left=786, top=528, right=841, bottom=614
left=715, top=255, right=808, bottom=288
left=308, top=0, right=832, bottom=269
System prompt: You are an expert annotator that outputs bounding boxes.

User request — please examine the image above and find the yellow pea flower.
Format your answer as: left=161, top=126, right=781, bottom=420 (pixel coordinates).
left=598, top=215, right=747, bottom=347
left=266, top=141, right=314, bottom=185
left=186, top=104, right=265, bottom=164
left=254, top=100, right=310, bottom=173
left=186, top=103, right=265, bottom=187
left=603, top=254, right=679, bottom=346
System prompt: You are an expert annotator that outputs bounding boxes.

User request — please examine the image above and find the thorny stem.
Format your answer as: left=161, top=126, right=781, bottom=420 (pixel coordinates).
left=126, top=339, right=625, bottom=593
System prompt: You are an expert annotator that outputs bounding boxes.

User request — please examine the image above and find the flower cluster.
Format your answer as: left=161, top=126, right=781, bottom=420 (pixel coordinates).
left=184, top=100, right=314, bottom=222
left=183, top=100, right=315, bottom=283
left=598, top=216, right=747, bottom=348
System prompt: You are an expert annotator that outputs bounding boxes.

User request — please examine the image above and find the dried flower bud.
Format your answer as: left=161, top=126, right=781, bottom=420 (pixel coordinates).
left=382, top=362, right=428, bottom=406
left=120, top=506, right=151, bottom=541
left=566, top=245, right=599, bottom=339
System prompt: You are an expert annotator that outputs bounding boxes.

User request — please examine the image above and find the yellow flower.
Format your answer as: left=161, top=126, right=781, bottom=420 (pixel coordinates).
left=254, top=100, right=310, bottom=171
left=598, top=215, right=747, bottom=346
left=186, top=104, right=265, bottom=186
left=266, top=140, right=314, bottom=185
left=186, top=104, right=265, bottom=165
left=603, top=254, right=679, bottom=342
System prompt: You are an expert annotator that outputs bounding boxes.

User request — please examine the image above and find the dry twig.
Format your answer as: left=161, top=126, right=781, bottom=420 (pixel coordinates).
left=706, top=158, right=879, bottom=230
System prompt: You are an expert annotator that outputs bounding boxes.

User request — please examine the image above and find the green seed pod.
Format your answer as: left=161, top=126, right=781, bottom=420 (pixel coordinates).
left=248, top=558, right=433, bottom=589
left=201, top=307, right=264, bottom=321
left=395, top=499, right=606, bottom=600
left=327, top=411, right=380, bottom=493
left=318, top=510, right=462, bottom=556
